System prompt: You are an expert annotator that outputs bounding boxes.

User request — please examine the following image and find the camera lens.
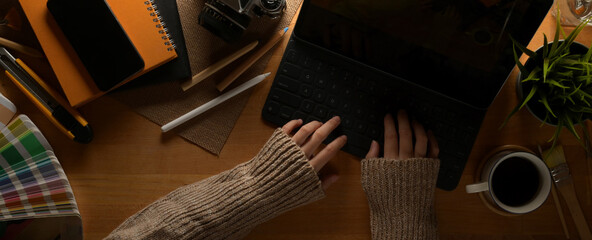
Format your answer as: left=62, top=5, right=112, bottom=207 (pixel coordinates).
left=260, top=0, right=283, bottom=11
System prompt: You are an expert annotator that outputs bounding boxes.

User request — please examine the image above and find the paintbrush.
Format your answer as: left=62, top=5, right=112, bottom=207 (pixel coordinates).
left=543, top=145, right=592, bottom=239
left=538, top=145, right=570, bottom=239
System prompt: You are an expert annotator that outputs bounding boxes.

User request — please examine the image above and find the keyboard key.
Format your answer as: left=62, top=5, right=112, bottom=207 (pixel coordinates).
left=313, top=89, right=326, bottom=103
left=314, top=76, right=328, bottom=88
left=342, top=102, right=352, bottom=113
left=280, top=62, right=302, bottom=79
left=342, top=71, right=354, bottom=84
left=368, top=96, right=380, bottom=107
left=343, top=88, right=353, bottom=98
left=355, top=121, right=368, bottom=133
left=280, top=106, right=294, bottom=119
left=301, top=70, right=315, bottom=83
left=270, top=89, right=302, bottom=108
left=446, top=111, right=457, bottom=122
left=327, top=65, right=340, bottom=80
left=285, top=50, right=300, bottom=63
left=302, top=100, right=315, bottom=113
left=328, top=82, right=340, bottom=92
left=302, top=56, right=318, bottom=69
left=367, top=125, right=382, bottom=140
left=328, top=110, right=339, bottom=119
left=264, top=101, right=281, bottom=115
left=357, top=93, right=370, bottom=105
left=277, top=76, right=299, bottom=92
left=366, top=81, right=378, bottom=94
left=313, top=105, right=329, bottom=119
left=293, top=111, right=308, bottom=121
left=342, top=117, right=354, bottom=128
left=354, top=75, right=365, bottom=89
left=313, top=60, right=325, bottom=72
left=327, top=95, right=339, bottom=108
left=368, top=112, right=379, bottom=123
left=299, top=84, right=313, bottom=97
left=353, top=107, right=367, bottom=119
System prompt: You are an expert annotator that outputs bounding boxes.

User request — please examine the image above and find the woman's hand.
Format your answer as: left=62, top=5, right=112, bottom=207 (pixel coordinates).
left=281, top=116, right=347, bottom=191
left=366, top=110, right=439, bottom=159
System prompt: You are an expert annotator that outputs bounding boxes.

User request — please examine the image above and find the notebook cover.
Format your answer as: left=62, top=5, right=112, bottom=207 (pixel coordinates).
left=18, top=0, right=178, bottom=107
left=134, top=0, right=191, bottom=83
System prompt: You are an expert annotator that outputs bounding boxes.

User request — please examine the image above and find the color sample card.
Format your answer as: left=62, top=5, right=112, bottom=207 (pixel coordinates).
left=0, top=111, right=81, bottom=239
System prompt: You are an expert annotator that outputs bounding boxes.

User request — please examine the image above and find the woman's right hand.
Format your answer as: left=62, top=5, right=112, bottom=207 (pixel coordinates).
left=366, top=110, right=439, bottom=160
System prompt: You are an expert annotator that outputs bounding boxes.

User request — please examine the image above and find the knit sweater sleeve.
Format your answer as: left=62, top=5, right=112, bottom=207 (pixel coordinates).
left=105, top=129, right=325, bottom=240
left=361, top=158, right=440, bottom=240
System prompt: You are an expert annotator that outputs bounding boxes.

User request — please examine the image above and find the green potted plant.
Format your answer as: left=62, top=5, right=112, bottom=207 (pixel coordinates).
left=502, top=11, right=592, bottom=151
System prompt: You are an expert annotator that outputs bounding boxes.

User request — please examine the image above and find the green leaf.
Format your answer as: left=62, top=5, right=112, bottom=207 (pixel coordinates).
left=544, top=58, right=549, bottom=82
left=564, top=114, right=581, bottom=139
left=577, top=88, right=592, bottom=99
left=548, top=121, right=562, bottom=153
left=551, top=9, right=561, bottom=55
left=540, top=95, right=556, bottom=118
left=585, top=42, right=592, bottom=62
left=513, top=42, right=528, bottom=74
left=499, top=85, right=538, bottom=129
left=520, top=85, right=538, bottom=109
left=569, top=83, right=583, bottom=96
left=548, top=79, right=569, bottom=88
left=567, top=95, right=576, bottom=105
left=570, top=105, right=592, bottom=113
left=559, top=18, right=589, bottom=55
left=522, top=68, right=541, bottom=82
left=511, top=36, right=536, bottom=57
left=543, top=34, right=549, bottom=58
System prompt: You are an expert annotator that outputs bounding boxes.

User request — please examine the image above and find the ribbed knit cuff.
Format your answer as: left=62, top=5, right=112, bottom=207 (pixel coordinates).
left=361, top=158, right=440, bottom=240
left=105, top=129, right=325, bottom=240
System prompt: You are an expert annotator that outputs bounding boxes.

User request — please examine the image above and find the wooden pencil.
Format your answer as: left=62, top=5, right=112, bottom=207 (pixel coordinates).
left=181, top=40, right=258, bottom=91
left=0, top=37, right=43, bottom=58
left=216, top=27, right=288, bottom=92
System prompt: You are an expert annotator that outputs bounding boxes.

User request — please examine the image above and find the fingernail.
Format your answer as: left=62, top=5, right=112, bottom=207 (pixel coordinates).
left=333, top=116, right=341, bottom=122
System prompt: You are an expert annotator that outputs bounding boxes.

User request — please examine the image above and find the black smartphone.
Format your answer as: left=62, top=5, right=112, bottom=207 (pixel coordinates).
left=47, top=0, right=144, bottom=91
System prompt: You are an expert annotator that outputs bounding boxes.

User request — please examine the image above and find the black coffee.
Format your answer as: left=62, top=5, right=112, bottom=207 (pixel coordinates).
left=491, top=157, right=540, bottom=207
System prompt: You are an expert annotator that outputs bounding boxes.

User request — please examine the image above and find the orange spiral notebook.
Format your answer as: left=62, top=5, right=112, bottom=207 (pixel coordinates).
left=18, top=0, right=178, bottom=107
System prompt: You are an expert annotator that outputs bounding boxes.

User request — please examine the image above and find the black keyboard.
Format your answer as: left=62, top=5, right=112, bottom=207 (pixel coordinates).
left=262, top=39, right=485, bottom=191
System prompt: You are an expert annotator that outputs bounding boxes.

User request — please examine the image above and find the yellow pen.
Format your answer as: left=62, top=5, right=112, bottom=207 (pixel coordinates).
left=0, top=47, right=93, bottom=143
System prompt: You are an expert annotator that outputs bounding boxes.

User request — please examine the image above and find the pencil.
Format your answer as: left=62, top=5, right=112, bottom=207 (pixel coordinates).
left=216, top=27, right=288, bottom=91
left=181, top=40, right=259, bottom=91
left=162, top=72, right=271, bottom=132
left=0, top=37, right=43, bottom=58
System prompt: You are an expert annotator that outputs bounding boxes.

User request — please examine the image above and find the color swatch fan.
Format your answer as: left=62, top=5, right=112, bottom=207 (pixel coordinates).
left=0, top=94, right=82, bottom=239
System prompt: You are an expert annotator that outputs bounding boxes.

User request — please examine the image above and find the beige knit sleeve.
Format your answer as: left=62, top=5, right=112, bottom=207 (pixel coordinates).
left=105, top=129, right=325, bottom=240
left=361, top=158, right=440, bottom=240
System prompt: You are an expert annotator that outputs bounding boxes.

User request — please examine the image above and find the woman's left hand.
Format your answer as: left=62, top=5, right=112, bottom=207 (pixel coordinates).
left=281, top=116, right=348, bottom=191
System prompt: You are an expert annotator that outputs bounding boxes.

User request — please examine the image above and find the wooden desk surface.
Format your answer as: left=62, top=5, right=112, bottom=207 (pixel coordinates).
left=1, top=11, right=592, bottom=240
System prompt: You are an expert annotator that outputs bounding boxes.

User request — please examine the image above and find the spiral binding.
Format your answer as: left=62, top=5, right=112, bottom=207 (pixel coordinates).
left=145, top=0, right=176, bottom=52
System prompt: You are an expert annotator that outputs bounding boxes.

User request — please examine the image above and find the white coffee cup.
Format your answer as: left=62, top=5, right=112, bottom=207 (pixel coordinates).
left=466, top=150, right=551, bottom=215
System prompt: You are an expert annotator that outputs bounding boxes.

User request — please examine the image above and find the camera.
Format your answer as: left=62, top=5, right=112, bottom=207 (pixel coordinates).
left=198, top=0, right=286, bottom=42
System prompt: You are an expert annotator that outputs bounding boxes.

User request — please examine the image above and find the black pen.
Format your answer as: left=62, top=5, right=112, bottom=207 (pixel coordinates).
left=0, top=47, right=93, bottom=143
